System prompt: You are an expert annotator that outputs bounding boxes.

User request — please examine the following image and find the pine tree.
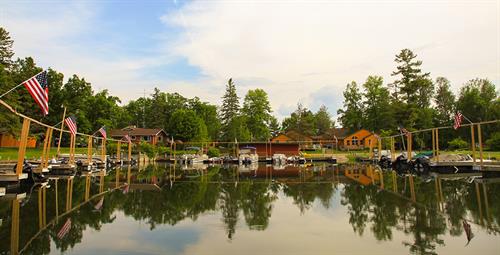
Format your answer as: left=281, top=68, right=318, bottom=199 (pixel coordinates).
left=220, top=78, right=240, bottom=140
left=337, top=81, right=363, bottom=132
left=434, top=77, right=455, bottom=125
left=0, top=27, right=14, bottom=68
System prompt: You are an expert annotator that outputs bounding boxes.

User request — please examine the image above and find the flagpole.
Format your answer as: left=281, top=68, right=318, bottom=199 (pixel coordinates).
left=462, top=114, right=473, bottom=124
left=0, top=70, right=45, bottom=99
left=56, top=106, right=67, bottom=158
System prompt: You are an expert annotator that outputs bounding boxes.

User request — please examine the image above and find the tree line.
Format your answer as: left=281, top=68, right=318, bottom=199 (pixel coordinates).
left=0, top=27, right=336, bottom=144
left=337, top=48, right=500, bottom=149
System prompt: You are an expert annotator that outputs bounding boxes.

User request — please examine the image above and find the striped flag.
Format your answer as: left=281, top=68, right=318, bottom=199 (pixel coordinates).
left=399, top=126, right=409, bottom=136
left=94, top=197, right=104, bottom=211
left=123, top=183, right=129, bottom=194
left=122, top=134, right=131, bottom=143
left=453, top=112, right=463, bottom=130
left=65, top=116, right=77, bottom=136
left=57, top=218, right=72, bottom=239
left=22, top=70, right=49, bottom=115
left=98, top=126, right=107, bottom=139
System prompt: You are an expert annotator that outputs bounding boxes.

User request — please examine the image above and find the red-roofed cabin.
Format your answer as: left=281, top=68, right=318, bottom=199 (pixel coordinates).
left=239, top=142, right=300, bottom=158
left=110, top=126, right=168, bottom=145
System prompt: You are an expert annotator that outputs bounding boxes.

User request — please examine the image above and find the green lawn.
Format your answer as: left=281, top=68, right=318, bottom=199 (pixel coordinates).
left=0, top=147, right=90, bottom=161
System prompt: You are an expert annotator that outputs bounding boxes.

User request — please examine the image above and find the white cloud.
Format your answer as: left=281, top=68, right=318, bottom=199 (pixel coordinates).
left=165, top=0, right=499, bottom=119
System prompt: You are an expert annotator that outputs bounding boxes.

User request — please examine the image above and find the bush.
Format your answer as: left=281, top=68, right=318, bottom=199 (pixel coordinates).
left=139, top=141, right=157, bottom=158
left=207, top=147, right=220, bottom=157
left=447, top=138, right=469, bottom=150
left=486, top=132, right=500, bottom=151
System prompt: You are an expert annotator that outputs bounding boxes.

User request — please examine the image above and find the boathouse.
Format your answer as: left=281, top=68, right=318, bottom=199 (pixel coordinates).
left=109, top=126, right=168, bottom=145
left=238, top=142, right=300, bottom=157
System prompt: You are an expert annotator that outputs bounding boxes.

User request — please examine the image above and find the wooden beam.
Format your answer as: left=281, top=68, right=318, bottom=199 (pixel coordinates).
left=101, top=139, right=106, bottom=161
left=378, top=138, right=382, bottom=161
left=117, top=141, right=121, bottom=161
left=87, top=136, right=93, bottom=164
left=471, top=125, right=476, bottom=163
left=478, top=124, right=483, bottom=167
left=16, top=118, right=30, bottom=176
left=435, top=129, right=440, bottom=162
left=128, top=142, right=132, bottom=162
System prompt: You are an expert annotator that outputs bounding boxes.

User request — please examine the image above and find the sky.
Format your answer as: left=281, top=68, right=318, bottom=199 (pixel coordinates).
left=1, top=0, right=499, bottom=120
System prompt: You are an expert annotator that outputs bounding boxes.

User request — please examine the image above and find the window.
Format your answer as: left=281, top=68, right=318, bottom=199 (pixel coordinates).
left=352, top=136, right=358, bottom=145
left=131, top=136, right=136, bottom=140
left=158, top=136, right=163, bottom=141
left=347, top=141, right=351, bottom=146
left=143, top=136, right=151, bottom=141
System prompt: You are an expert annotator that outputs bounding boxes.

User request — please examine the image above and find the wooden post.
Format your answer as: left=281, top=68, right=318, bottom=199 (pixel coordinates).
left=378, top=138, right=382, bottom=160
left=101, top=138, right=106, bottom=162
left=10, top=199, right=20, bottom=255
left=432, top=128, right=436, bottom=157
left=390, top=137, right=395, bottom=161
left=117, top=141, right=121, bottom=162
left=475, top=182, right=484, bottom=225
left=478, top=124, right=483, bottom=167
left=392, top=171, right=397, bottom=192
left=55, top=179, right=59, bottom=218
left=87, top=136, right=93, bottom=164
left=46, top=128, right=53, bottom=167
left=435, top=129, right=440, bottom=162
left=40, top=128, right=50, bottom=169
left=128, top=142, right=132, bottom=162
left=16, top=118, right=30, bottom=176
left=69, top=135, right=75, bottom=164
left=407, top=133, right=412, bottom=161
left=409, top=175, right=416, bottom=202
left=56, top=106, right=66, bottom=157
left=173, top=142, right=177, bottom=164
left=471, top=125, right=476, bottom=163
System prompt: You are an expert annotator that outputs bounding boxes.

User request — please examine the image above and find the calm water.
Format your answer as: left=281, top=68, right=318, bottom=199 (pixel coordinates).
left=1, top=163, right=499, bottom=255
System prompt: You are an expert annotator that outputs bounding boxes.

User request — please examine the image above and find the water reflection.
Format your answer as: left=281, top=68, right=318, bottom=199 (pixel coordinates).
left=0, top=163, right=499, bottom=254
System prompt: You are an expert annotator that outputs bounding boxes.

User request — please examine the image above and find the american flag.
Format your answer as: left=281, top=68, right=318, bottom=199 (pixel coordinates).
left=65, top=116, right=77, bottom=136
left=22, top=71, right=49, bottom=115
left=453, top=112, right=463, bottom=130
left=57, top=218, right=72, bottom=239
left=399, top=126, right=409, bottom=136
left=98, top=126, right=107, bottom=139
left=94, top=197, right=104, bottom=211
left=122, top=134, right=131, bottom=143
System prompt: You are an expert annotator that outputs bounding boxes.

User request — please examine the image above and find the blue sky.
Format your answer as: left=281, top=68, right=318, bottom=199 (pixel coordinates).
left=1, top=0, right=499, bottom=120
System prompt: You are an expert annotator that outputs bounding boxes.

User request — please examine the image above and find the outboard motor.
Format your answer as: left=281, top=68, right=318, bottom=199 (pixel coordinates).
left=15, top=160, right=48, bottom=183
left=413, top=156, right=430, bottom=175
left=392, top=155, right=412, bottom=174
left=378, top=155, right=392, bottom=169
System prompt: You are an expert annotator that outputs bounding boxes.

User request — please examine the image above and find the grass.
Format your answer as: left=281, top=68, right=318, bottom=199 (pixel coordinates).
left=0, top=147, right=90, bottom=161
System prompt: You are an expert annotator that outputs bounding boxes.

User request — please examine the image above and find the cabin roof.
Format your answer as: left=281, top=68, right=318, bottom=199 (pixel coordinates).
left=110, top=127, right=167, bottom=137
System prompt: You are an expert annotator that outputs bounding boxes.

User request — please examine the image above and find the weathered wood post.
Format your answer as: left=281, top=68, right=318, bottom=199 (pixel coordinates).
left=87, top=136, right=93, bottom=165
left=406, top=133, right=412, bottom=161
left=66, top=177, right=73, bottom=212
left=409, top=174, right=416, bottom=202
left=10, top=199, right=20, bottom=255
left=378, top=137, right=382, bottom=161
left=432, top=128, right=436, bottom=157
left=390, top=137, right=395, bottom=161
left=435, top=129, right=440, bottom=162
left=85, top=175, right=91, bottom=201
left=101, top=138, right=106, bottom=162
left=471, top=125, right=476, bottom=163
left=117, top=141, right=121, bottom=162
left=128, top=141, right=132, bottom=163
left=54, top=179, right=59, bottom=218
left=478, top=124, right=483, bottom=167
left=16, top=118, right=31, bottom=177
left=392, top=170, right=397, bottom=192
left=56, top=106, right=66, bottom=158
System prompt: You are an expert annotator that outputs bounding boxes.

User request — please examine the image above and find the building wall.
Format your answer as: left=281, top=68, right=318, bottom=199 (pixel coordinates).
left=239, top=143, right=300, bottom=157
left=0, top=134, right=37, bottom=148
left=343, top=129, right=373, bottom=150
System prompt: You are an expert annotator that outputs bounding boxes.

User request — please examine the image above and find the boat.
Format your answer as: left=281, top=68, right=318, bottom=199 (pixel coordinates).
left=272, top=153, right=287, bottom=165
left=238, top=146, right=259, bottom=165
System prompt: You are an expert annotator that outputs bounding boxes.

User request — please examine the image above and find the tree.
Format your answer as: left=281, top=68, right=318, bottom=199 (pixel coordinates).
left=362, top=76, right=393, bottom=131
left=390, top=49, right=434, bottom=129
left=189, top=97, right=221, bottom=141
left=433, top=77, right=455, bottom=126
left=167, top=109, right=207, bottom=141
left=282, top=103, right=316, bottom=136
left=220, top=78, right=240, bottom=140
left=337, top=81, right=363, bottom=132
left=315, top=105, right=333, bottom=135
left=225, top=115, right=251, bottom=142
left=456, top=78, right=497, bottom=122
left=241, top=89, right=273, bottom=140
left=0, top=27, right=14, bottom=68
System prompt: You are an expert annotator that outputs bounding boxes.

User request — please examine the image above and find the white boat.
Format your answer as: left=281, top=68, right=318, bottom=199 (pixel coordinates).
left=239, top=146, right=259, bottom=164
left=272, top=154, right=287, bottom=165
